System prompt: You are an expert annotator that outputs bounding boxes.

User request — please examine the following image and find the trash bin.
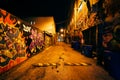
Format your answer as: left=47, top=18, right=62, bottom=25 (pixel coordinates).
left=74, top=41, right=80, bottom=50
left=71, top=41, right=80, bottom=50
left=103, top=50, right=120, bottom=80
left=109, top=52, right=120, bottom=80
left=82, top=45, right=93, bottom=57
left=103, top=50, right=112, bottom=72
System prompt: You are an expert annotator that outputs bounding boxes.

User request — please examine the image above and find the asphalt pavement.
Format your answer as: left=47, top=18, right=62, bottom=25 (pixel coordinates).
left=0, top=42, right=114, bottom=80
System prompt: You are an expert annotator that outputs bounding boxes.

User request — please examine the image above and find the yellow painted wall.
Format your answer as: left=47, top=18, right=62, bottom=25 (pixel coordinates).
left=89, top=0, right=99, bottom=7
left=30, top=17, right=56, bottom=35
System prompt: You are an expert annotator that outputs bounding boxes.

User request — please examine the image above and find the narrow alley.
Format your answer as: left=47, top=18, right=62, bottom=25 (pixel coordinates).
left=0, top=42, right=114, bottom=80
left=0, top=0, right=120, bottom=80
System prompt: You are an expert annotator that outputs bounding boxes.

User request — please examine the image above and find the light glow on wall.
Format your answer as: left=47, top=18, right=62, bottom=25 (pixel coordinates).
left=78, top=1, right=83, bottom=12
left=78, top=3, right=83, bottom=12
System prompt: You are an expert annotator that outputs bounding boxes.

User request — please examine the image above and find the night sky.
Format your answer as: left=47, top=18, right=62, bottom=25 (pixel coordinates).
left=0, top=0, right=73, bottom=31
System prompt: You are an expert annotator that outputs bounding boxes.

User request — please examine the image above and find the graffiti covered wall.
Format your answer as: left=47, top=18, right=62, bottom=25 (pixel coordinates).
left=0, top=9, right=28, bottom=73
left=0, top=8, right=45, bottom=74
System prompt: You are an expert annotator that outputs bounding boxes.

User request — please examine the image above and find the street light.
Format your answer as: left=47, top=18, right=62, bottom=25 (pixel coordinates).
left=61, top=34, right=64, bottom=37
left=60, top=28, right=64, bottom=32
left=17, top=20, right=21, bottom=24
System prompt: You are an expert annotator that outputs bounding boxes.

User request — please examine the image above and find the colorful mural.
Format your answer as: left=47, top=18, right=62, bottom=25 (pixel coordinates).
left=44, top=31, right=53, bottom=47
left=0, top=8, right=45, bottom=74
left=29, top=29, right=44, bottom=55
left=0, top=9, right=28, bottom=73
